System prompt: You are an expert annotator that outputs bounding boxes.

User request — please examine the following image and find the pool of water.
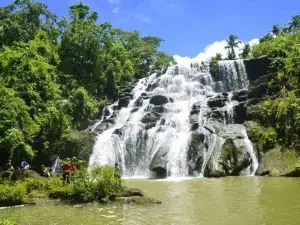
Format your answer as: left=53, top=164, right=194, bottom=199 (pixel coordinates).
left=1, top=177, right=300, bottom=225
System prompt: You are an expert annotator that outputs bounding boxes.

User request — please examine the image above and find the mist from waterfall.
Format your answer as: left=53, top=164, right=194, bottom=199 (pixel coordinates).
left=89, top=59, right=258, bottom=178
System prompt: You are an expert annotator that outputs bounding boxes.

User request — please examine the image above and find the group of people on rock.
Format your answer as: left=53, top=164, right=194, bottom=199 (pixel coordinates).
left=4, top=160, right=30, bottom=172
left=3, top=158, right=120, bottom=182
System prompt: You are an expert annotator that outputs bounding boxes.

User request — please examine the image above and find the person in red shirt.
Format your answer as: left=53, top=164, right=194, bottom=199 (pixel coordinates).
left=61, top=158, right=72, bottom=184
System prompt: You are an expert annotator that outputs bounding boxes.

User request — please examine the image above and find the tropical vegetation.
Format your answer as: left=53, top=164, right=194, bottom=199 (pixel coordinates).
left=0, top=0, right=175, bottom=167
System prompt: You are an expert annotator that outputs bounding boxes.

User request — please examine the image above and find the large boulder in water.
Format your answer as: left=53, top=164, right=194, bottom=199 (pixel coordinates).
left=149, top=146, right=168, bottom=178
left=149, top=95, right=169, bottom=106
left=204, top=137, right=253, bottom=177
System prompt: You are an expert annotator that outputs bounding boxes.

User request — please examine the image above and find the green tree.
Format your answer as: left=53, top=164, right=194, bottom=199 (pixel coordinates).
left=225, top=34, right=241, bottom=60
left=288, top=15, right=300, bottom=31
left=272, top=25, right=281, bottom=35
left=0, top=0, right=57, bottom=48
left=239, top=43, right=251, bottom=59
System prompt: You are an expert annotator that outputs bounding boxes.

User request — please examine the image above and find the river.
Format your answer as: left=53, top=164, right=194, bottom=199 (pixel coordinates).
left=1, top=177, right=300, bottom=225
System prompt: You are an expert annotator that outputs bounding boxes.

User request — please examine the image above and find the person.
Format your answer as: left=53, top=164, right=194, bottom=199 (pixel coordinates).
left=114, top=162, right=120, bottom=178
left=61, top=158, right=72, bottom=184
left=5, top=160, right=14, bottom=172
left=114, top=163, right=120, bottom=171
left=40, top=165, right=51, bottom=178
left=19, top=160, right=30, bottom=170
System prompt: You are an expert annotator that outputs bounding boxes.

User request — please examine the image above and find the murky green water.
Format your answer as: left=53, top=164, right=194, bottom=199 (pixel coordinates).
left=1, top=177, right=300, bottom=225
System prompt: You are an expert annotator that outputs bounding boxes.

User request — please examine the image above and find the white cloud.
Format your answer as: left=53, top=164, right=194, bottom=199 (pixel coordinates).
left=108, top=0, right=121, bottom=13
left=174, top=38, right=259, bottom=65
left=134, top=13, right=152, bottom=24
left=112, top=7, right=120, bottom=14
left=108, top=0, right=120, bottom=4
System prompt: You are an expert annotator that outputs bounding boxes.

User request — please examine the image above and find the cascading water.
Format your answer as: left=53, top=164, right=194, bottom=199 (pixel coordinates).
left=89, top=59, right=258, bottom=178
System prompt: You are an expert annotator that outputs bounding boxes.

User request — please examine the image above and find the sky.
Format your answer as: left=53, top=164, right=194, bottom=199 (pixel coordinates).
left=1, top=0, right=300, bottom=60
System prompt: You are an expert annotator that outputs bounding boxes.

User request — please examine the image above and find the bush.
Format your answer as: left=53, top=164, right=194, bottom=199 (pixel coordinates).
left=0, top=182, right=26, bottom=206
left=49, top=166, right=123, bottom=203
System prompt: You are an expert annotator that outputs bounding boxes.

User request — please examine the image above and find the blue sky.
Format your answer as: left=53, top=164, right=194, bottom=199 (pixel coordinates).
left=1, top=0, right=300, bottom=58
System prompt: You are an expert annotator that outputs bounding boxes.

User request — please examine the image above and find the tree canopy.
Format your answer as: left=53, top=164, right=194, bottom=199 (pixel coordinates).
left=0, top=0, right=175, bottom=166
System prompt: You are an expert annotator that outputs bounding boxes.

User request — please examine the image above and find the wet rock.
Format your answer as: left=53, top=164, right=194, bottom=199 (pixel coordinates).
left=190, top=109, right=200, bottom=115
left=134, top=97, right=143, bottom=107
left=244, top=56, right=271, bottom=81
left=141, top=112, right=161, bottom=129
left=149, top=146, right=169, bottom=178
left=149, top=95, right=169, bottom=105
left=232, top=90, right=248, bottom=102
left=205, top=138, right=252, bottom=177
left=190, top=123, right=199, bottom=131
left=122, top=197, right=162, bottom=205
left=233, top=103, right=246, bottom=124
left=210, top=109, right=227, bottom=122
left=192, top=102, right=201, bottom=111
left=207, top=96, right=226, bottom=108
left=113, top=127, right=124, bottom=136
left=146, top=80, right=160, bottom=91
left=122, top=188, right=144, bottom=197
left=95, top=119, right=115, bottom=133
left=187, top=131, right=206, bottom=175
left=151, top=106, right=168, bottom=114
left=103, top=107, right=111, bottom=117
left=118, top=96, right=131, bottom=109
left=130, top=107, right=139, bottom=113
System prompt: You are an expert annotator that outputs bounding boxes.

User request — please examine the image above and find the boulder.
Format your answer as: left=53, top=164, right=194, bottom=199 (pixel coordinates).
left=146, top=80, right=160, bottom=91
left=122, top=188, right=144, bottom=197
left=130, top=107, right=139, bottom=113
left=205, top=138, right=252, bottom=177
left=232, top=90, right=248, bottom=102
left=151, top=106, right=168, bottom=114
left=134, top=97, right=143, bottom=107
left=233, top=103, right=246, bottom=124
left=187, top=131, right=206, bottom=175
left=118, top=96, right=131, bottom=109
left=103, top=107, right=111, bottom=117
left=141, top=112, right=161, bottom=130
left=207, top=96, right=226, bottom=108
left=149, top=146, right=169, bottom=178
left=149, top=95, right=169, bottom=106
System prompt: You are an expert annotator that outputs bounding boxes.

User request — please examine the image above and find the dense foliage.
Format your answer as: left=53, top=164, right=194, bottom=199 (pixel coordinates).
left=248, top=16, right=300, bottom=153
left=0, top=0, right=175, bottom=166
left=0, top=166, right=122, bottom=206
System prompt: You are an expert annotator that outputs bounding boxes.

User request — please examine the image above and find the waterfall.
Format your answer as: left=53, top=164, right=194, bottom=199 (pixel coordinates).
left=219, top=60, right=249, bottom=92
left=89, top=59, right=258, bottom=178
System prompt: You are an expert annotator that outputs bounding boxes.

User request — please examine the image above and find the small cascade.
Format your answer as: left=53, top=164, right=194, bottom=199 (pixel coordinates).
left=219, top=60, right=249, bottom=92
left=89, top=59, right=259, bottom=178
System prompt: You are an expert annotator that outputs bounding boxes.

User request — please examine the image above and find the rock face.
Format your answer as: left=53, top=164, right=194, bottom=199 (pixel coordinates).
left=244, top=56, right=271, bottom=81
